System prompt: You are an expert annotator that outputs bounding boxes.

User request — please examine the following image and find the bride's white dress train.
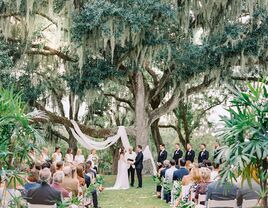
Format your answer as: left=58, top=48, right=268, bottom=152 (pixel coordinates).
left=109, top=154, right=130, bottom=190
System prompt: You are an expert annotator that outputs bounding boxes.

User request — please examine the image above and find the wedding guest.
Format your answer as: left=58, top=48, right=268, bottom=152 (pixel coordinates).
left=87, top=149, right=99, bottom=172
left=185, top=143, right=195, bottom=163
left=51, top=171, right=70, bottom=198
left=164, top=159, right=177, bottom=203
left=62, top=166, right=79, bottom=196
left=198, top=143, right=209, bottom=164
left=39, top=147, right=49, bottom=164
left=74, top=148, right=85, bottom=164
left=157, top=144, right=168, bottom=166
left=156, top=163, right=163, bottom=198
left=160, top=160, right=170, bottom=178
left=195, top=167, right=211, bottom=205
left=76, top=165, right=85, bottom=187
left=236, top=177, right=261, bottom=208
left=85, top=160, right=99, bottom=208
left=24, top=169, right=41, bottom=193
left=56, top=161, right=64, bottom=172
left=210, top=162, right=220, bottom=181
left=52, top=146, right=62, bottom=163
left=173, top=167, right=201, bottom=207
left=173, top=159, right=189, bottom=181
left=126, top=146, right=137, bottom=187
left=206, top=172, right=239, bottom=203
left=65, top=148, right=74, bottom=165
left=26, top=168, right=61, bottom=205
left=173, top=143, right=183, bottom=166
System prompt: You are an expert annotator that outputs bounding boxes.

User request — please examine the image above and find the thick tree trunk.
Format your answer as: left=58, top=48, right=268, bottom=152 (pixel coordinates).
left=151, top=119, right=163, bottom=152
left=134, top=71, right=150, bottom=149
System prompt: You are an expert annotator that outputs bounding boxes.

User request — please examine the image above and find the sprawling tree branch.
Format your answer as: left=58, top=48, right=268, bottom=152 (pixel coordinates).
left=149, top=76, right=216, bottom=124
left=28, top=45, right=77, bottom=62
left=32, top=102, right=136, bottom=138
left=104, top=93, right=135, bottom=110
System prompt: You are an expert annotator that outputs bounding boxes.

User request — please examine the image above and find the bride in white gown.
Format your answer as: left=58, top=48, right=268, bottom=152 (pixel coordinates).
left=112, top=147, right=130, bottom=190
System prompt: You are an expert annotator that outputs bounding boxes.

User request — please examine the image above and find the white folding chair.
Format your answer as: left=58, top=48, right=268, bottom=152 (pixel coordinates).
left=242, top=199, right=259, bottom=208
left=208, top=199, right=237, bottom=208
left=198, top=194, right=207, bottom=204
left=28, top=204, right=56, bottom=208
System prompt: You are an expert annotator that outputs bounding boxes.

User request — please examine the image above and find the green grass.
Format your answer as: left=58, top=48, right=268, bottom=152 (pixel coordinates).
left=99, top=175, right=170, bottom=208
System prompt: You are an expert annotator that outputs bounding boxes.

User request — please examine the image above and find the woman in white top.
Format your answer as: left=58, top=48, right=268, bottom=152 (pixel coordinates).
left=74, top=148, right=85, bottom=164
left=52, top=146, right=62, bottom=163
left=64, top=148, right=74, bottom=165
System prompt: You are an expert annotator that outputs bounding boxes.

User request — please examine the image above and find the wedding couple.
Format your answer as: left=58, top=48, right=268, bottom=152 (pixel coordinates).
left=112, top=145, right=143, bottom=189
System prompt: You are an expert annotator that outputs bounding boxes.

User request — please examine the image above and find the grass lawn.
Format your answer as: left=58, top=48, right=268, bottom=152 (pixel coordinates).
left=99, top=175, right=170, bottom=208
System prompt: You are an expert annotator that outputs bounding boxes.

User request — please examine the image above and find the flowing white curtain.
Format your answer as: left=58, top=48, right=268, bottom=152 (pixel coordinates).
left=70, top=120, right=157, bottom=175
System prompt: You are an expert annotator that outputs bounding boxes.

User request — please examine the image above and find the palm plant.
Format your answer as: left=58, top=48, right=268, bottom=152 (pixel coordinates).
left=219, top=81, right=268, bottom=207
left=0, top=88, right=44, bottom=207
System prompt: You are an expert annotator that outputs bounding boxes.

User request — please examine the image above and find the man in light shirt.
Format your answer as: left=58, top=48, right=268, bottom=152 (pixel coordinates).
left=126, top=147, right=137, bottom=187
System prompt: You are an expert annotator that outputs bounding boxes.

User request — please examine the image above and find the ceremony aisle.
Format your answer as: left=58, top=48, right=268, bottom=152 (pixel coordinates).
left=99, top=176, right=170, bottom=208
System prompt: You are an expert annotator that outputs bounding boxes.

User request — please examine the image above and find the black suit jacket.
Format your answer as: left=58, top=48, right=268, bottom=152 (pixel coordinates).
left=134, top=151, right=144, bottom=169
left=157, top=150, right=167, bottom=164
left=173, top=149, right=183, bottom=165
left=26, top=182, right=61, bottom=205
left=198, top=150, right=209, bottom=163
left=185, top=150, right=195, bottom=163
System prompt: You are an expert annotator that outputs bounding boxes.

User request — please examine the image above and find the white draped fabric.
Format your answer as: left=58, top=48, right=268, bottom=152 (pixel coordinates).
left=70, top=120, right=157, bottom=175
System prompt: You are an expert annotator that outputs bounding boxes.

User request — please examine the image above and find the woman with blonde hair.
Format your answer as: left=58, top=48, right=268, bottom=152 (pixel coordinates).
left=194, top=167, right=211, bottom=204
left=87, top=149, right=99, bottom=172
left=173, top=167, right=201, bottom=207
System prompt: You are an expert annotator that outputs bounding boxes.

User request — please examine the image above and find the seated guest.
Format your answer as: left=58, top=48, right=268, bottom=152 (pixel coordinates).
left=64, top=148, right=74, bottom=165
left=77, top=165, right=85, bottom=187
left=56, top=161, right=64, bottom=172
left=173, top=159, right=189, bottom=181
left=61, top=166, right=79, bottom=196
left=165, top=159, right=177, bottom=183
left=24, top=170, right=41, bottom=192
left=26, top=168, right=61, bottom=205
left=206, top=173, right=239, bottom=207
left=84, top=160, right=99, bottom=208
left=156, top=163, right=163, bottom=198
left=74, top=148, right=85, bottom=164
left=236, top=177, right=261, bottom=208
left=164, top=159, right=178, bottom=203
left=160, top=160, right=170, bottom=178
left=195, top=167, right=211, bottom=204
left=211, top=162, right=220, bottom=181
left=51, top=171, right=70, bottom=198
left=173, top=167, right=201, bottom=207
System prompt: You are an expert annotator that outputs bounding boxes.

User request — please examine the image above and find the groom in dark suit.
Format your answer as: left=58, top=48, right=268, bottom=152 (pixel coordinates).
left=134, top=145, right=144, bottom=188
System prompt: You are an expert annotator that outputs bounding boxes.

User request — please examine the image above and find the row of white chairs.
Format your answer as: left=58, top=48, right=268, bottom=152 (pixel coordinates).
left=196, top=195, right=259, bottom=208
